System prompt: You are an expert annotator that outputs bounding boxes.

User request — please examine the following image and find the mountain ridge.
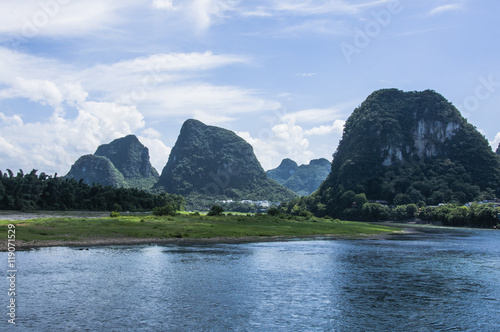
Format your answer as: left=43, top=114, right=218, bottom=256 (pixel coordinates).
left=154, top=119, right=297, bottom=201
left=267, top=158, right=331, bottom=196
left=66, top=135, right=159, bottom=189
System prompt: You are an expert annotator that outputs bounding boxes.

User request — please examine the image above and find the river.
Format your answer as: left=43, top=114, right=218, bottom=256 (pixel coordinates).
left=2, top=226, right=500, bottom=331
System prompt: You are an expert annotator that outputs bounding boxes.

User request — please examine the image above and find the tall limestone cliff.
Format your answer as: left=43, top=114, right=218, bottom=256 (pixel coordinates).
left=267, top=158, right=331, bottom=196
left=154, top=119, right=297, bottom=201
left=66, top=135, right=159, bottom=189
left=315, top=89, right=500, bottom=216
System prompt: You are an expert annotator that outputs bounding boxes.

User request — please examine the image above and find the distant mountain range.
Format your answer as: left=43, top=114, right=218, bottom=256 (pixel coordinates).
left=267, top=158, right=331, bottom=196
left=66, top=135, right=159, bottom=189
left=64, top=89, right=500, bottom=211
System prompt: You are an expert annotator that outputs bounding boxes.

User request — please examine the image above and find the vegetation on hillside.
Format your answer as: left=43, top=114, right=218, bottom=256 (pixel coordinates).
left=311, top=89, right=500, bottom=218
left=66, top=135, right=159, bottom=190
left=154, top=119, right=297, bottom=202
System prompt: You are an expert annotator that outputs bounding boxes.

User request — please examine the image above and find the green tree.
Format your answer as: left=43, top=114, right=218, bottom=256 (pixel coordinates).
left=207, top=205, right=224, bottom=216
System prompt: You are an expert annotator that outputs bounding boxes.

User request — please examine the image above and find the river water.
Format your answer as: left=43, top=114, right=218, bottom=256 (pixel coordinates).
left=2, top=227, right=500, bottom=331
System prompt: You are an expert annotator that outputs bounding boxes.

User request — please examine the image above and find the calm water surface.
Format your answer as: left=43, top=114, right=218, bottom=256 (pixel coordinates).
left=3, top=227, right=500, bottom=331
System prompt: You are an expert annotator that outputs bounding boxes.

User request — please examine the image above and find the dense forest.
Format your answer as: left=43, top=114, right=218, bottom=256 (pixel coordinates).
left=279, top=197, right=500, bottom=228
left=0, top=169, right=183, bottom=212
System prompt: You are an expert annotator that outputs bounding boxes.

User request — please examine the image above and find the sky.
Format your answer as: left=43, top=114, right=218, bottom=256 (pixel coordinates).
left=0, top=0, right=499, bottom=175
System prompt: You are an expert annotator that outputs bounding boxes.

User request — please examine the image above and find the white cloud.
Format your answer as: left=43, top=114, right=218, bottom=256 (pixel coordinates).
left=237, top=120, right=315, bottom=170
left=304, top=120, right=345, bottom=136
left=142, top=83, right=281, bottom=119
left=281, top=106, right=348, bottom=124
left=297, top=73, right=317, bottom=77
left=0, top=78, right=63, bottom=107
left=429, top=3, right=463, bottom=16
left=152, top=0, right=178, bottom=10
left=188, top=0, right=238, bottom=32
left=137, top=136, right=171, bottom=172
left=269, top=0, right=394, bottom=16
left=0, top=47, right=284, bottom=173
left=0, top=0, right=138, bottom=37
left=490, top=132, right=500, bottom=152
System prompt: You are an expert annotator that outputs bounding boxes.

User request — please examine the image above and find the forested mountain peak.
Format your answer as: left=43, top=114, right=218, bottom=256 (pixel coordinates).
left=154, top=119, right=297, bottom=201
left=496, top=143, right=500, bottom=155
left=65, top=155, right=127, bottom=188
left=66, top=135, right=159, bottom=189
left=314, top=89, right=500, bottom=217
left=95, top=134, right=159, bottom=180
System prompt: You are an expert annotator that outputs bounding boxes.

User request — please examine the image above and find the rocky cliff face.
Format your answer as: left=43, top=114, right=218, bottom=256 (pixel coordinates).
left=315, top=89, right=500, bottom=214
left=66, top=135, right=159, bottom=189
left=267, top=158, right=331, bottom=196
left=154, top=119, right=297, bottom=201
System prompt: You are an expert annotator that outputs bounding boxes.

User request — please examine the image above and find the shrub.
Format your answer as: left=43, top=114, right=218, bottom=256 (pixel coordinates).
left=153, top=204, right=177, bottom=216
left=110, top=211, right=120, bottom=218
left=207, top=205, right=224, bottom=216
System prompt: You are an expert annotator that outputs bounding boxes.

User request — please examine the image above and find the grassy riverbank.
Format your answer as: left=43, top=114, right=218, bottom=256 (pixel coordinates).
left=0, top=213, right=400, bottom=250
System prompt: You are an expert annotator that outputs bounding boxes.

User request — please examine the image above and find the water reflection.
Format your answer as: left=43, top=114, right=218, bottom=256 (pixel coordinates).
left=6, top=229, right=500, bottom=331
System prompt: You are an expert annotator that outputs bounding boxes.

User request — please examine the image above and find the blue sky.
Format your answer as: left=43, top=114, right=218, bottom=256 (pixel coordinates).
left=0, top=0, right=499, bottom=174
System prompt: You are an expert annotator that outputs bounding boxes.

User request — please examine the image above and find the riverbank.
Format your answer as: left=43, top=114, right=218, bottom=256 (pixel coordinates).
left=0, top=213, right=401, bottom=251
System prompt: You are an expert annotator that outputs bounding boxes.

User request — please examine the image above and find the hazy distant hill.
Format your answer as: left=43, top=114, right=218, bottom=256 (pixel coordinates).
left=313, top=89, right=500, bottom=217
left=66, top=135, right=159, bottom=189
left=267, top=158, right=331, bottom=196
left=266, top=159, right=298, bottom=184
left=154, top=119, right=297, bottom=201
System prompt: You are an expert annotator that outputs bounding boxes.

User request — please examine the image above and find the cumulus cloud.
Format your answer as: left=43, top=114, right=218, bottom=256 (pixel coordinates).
left=237, top=120, right=315, bottom=170
left=0, top=97, right=149, bottom=174
left=304, top=120, right=345, bottom=136
left=0, top=47, right=282, bottom=174
left=137, top=136, right=171, bottom=172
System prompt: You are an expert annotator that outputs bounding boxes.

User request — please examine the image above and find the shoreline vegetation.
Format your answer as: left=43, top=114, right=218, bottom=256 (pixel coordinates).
left=0, top=212, right=401, bottom=251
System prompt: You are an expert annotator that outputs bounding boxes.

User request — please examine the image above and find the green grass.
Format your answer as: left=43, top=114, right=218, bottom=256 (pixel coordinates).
left=0, top=214, right=400, bottom=244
